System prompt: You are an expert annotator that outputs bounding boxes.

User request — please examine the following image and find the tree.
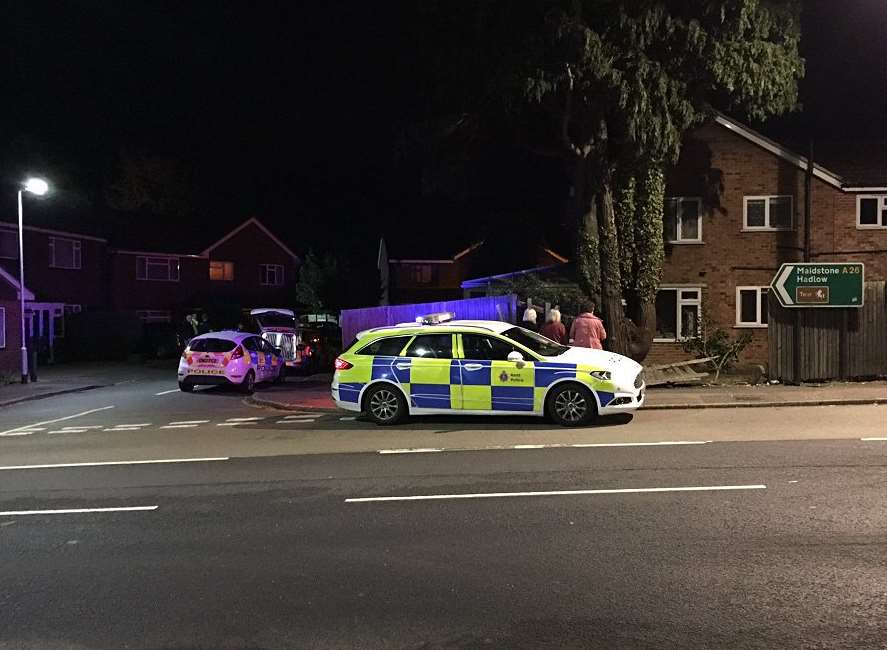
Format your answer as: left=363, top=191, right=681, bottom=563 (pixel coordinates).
left=683, top=308, right=753, bottom=383
left=295, top=250, right=381, bottom=312
left=416, top=0, right=803, bottom=360
left=105, top=150, right=196, bottom=217
left=518, top=0, right=803, bottom=360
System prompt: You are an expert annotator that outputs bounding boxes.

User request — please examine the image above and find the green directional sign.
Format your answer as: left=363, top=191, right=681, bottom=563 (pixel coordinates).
left=770, top=262, right=864, bottom=308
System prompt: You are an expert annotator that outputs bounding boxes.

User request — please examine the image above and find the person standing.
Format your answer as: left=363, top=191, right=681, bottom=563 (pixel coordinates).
left=570, top=303, right=607, bottom=349
left=521, top=306, right=538, bottom=332
left=540, top=307, right=567, bottom=344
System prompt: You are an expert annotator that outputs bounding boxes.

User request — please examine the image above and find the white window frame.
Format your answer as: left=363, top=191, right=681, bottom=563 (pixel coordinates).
left=665, top=197, right=703, bottom=244
left=49, top=237, right=82, bottom=270
left=0, top=306, right=5, bottom=348
left=137, top=256, right=180, bottom=282
left=856, top=195, right=887, bottom=229
left=260, top=264, right=285, bottom=287
left=743, top=195, right=794, bottom=231
left=735, top=286, right=769, bottom=328
left=654, top=286, right=702, bottom=343
left=209, top=260, right=235, bottom=281
left=0, top=230, right=18, bottom=260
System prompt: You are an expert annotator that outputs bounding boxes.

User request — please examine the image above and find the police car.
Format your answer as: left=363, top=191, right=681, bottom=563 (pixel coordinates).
left=332, top=313, right=645, bottom=426
left=178, top=331, right=284, bottom=394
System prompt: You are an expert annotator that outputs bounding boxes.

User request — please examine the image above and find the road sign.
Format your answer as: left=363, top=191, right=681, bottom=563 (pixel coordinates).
left=770, top=263, right=864, bottom=308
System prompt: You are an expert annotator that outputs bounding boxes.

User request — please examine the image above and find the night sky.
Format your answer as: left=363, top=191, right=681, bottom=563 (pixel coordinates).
left=3, top=0, right=887, bottom=259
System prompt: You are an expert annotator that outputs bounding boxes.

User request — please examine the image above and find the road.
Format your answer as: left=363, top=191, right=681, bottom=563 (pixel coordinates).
left=2, top=374, right=887, bottom=648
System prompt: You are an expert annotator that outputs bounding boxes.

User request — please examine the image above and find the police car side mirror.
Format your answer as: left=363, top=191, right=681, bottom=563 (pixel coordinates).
left=507, top=351, right=524, bottom=363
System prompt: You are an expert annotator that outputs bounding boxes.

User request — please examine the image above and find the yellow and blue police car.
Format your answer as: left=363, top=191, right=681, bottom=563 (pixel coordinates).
left=332, top=313, right=645, bottom=426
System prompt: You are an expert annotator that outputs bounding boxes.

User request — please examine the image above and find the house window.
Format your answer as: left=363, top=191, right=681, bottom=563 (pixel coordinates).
left=137, top=256, right=180, bottom=281
left=408, top=264, right=434, bottom=284
left=736, top=287, right=769, bottom=328
left=0, top=307, right=5, bottom=348
left=743, top=196, right=793, bottom=230
left=655, top=288, right=701, bottom=341
left=136, top=310, right=172, bottom=323
left=210, top=260, right=234, bottom=281
left=665, top=197, right=702, bottom=243
left=260, top=264, right=284, bottom=286
left=49, top=237, right=82, bottom=269
left=857, top=195, right=887, bottom=228
left=0, top=230, right=17, bottom=260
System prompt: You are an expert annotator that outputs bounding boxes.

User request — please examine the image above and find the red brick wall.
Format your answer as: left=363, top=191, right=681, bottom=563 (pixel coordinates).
left=0, top=227, right=107, bottom=308
left=109, top=253, right=208, bottom=312
left=207, top=222, right=297, bottom=307
left=654, top=121, right=887, bottom=367
left=0, top=290, right=23, bottom=374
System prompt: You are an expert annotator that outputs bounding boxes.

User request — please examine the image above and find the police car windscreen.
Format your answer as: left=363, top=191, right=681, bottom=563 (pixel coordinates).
left=501, top=327, right=569, bottom=357
left=190, top=338, right=237, bottom=353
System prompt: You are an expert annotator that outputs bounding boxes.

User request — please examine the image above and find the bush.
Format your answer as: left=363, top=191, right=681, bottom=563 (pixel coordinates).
left=683, top=310, right=753, bottom=383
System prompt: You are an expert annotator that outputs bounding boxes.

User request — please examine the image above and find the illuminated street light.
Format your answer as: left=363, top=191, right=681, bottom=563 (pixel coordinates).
left=17, top=177, right=50, bottom=383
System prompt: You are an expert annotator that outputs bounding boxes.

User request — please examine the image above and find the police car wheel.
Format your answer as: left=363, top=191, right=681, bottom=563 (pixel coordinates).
left=364, top=385, right=406, bottom=425
left=548, top=383, right=596, bottom=427
left=274, top=366, right=284, bottom=384
left=240, top=371, right=256, bottom=394
left=178, top=381, right=194, bottom=393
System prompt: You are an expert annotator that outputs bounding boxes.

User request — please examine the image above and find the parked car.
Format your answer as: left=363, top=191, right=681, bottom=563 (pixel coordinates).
left=178, top=331, right=284, bottom=393
left=332, top=313, right=645, bottom=426
left=249, top=308, right=315, bottom=375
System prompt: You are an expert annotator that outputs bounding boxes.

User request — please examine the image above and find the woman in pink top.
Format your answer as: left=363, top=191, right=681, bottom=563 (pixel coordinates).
left=570, top=303, right=607, bottom=350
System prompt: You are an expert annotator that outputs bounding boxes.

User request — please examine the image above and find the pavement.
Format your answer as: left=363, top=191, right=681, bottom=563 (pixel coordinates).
left=2, top=367, right=887, bottom=646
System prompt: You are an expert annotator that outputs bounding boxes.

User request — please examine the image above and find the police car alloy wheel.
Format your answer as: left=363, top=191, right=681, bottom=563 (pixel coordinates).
left=364, top=384, right=406, bottom=425
left=178, top=381, right=194, bottom=393
left=548, top=383, right=596, bottom=426
left=240, top=370, right=256, bottom=394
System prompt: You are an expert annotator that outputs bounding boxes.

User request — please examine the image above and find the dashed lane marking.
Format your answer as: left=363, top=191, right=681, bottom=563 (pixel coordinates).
left=275, top=419, right=317, bottom=424
left=155, top=389, right=180, bottom=396
left=160, top=424, right=197, bottom=429
left=377, top=441, right=712, bottom=454
left=346, top=484, right=768, bottom=503
left=339, top=417, right=357, bottom=421
left=0, top=406, right=115, bottom=437
left=0, top=506, right=158, bottom=516
left=226, top=417, right=263, bottom=422
left=169, top=420, right=209, bottom=425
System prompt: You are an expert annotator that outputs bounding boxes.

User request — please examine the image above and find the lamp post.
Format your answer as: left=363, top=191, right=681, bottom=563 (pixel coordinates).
left=17, top=178, right=49, bottom=383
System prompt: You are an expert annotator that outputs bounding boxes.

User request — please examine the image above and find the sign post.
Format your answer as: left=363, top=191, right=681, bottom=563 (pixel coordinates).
left=770, top=263, right=864, bottom=308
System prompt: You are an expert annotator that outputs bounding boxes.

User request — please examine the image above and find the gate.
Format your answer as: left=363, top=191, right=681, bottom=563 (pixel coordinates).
left=768, top=281, right=887, bottom=382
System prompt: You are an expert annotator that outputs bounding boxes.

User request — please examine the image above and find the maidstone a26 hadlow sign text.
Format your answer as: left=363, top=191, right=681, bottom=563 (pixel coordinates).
left=770, top=262, right=864, bottom=308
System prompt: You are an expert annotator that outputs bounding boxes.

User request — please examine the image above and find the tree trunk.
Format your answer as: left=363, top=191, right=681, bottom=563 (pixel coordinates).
left=598, top=181, right=630, bottom=356
left=573, top=158, right=601, bottom=306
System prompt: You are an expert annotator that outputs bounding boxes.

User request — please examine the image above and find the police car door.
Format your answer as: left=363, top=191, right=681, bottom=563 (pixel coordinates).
left=459, top=333, right=535, bottom=412
left=242, top=337, right=265, bottom=380
left=399, top=333, right=456, bottom=410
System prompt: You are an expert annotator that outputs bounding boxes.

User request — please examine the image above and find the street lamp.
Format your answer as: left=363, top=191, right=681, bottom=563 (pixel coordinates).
left=17, top=177, right=49, bottom=383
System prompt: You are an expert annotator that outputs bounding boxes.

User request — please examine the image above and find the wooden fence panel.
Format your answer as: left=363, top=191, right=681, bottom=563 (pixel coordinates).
left=769, top=281, right=886, bottom=382
left=339, top=294, right=518, bottom=346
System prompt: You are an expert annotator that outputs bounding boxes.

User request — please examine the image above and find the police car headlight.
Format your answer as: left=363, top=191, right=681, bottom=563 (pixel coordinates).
left=589, top=370, right=611, bottom=381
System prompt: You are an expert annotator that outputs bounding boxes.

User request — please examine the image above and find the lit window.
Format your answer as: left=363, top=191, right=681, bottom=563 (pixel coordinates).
left=857, top=196, right=887, bottom=228
left=210, top=260, right=234, bottom=281
left=137, top=256, right=180, bottom=281
left=664, top=197, right=702, bottom=243
left=655, top=288, right=701, bottom=341
left=743, top=196, right=793, bottom=230
left=49, top=237, right=82, bottom=270
left=260, top=264, right=285, bottom=286
left=736, top=287, right=769, bottom=327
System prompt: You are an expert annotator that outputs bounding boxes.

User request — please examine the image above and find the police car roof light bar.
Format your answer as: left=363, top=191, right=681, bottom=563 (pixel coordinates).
left=416, top=311, right=455, bottom=325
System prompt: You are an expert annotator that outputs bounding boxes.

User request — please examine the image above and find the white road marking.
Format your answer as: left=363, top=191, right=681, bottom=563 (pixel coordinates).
left=276, top=420, right=317, bottom=424
left=216, top=422, right=244, bottom=427
left=169, top=420, right=209, bottom=425
left=63, top=425, right=104, bottom=431
left=48, top=429, right=90, bottom=435
left=0, top=405, right=115, bottom=437
left=339, top=417, right=357, bottom=421
left=116, top=423, right=152, bottom=427
left=17, top=427, right=46, bottom=432
left=0, top=506, right=158, bottom=517
left=0, top=457, right=229, bottom=471
left=861, top=437, right=887, bottom=441
left=346, top=484, right=768, bottom=503
left=106, top=427, right=144, bottom=432
left=377, top=441, right=711, bottom=454
left=160, top=424, right=197, bottom=429
left=226, top=417, right=262, bottom=422
left=155, top=389, right=180, bottom=396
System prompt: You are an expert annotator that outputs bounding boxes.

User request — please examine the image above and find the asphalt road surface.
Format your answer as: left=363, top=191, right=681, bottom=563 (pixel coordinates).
left=2, top=376, right=887, bottom=648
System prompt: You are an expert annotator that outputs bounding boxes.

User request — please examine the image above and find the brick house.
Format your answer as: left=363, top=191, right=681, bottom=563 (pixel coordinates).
left=387, top=239, right=567, bottom=304
left=108, top=217, right=299, bottom=322
left=0, top=266, right=33, bottom=375
left=0, top=221, right=107, bottom=355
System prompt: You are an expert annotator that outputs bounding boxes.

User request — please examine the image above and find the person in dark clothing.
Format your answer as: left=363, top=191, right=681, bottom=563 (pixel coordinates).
left=540, top=307, right=567, bottom=344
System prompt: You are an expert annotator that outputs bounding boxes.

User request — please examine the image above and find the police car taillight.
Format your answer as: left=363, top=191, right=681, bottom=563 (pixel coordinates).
left=334, top=357, right=353, bottom=371
left=231, top=345, right=245, bottom=360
